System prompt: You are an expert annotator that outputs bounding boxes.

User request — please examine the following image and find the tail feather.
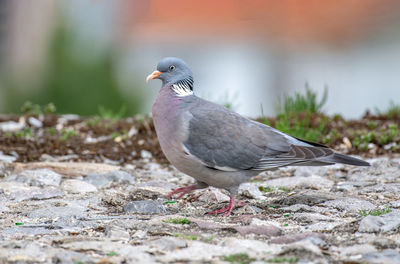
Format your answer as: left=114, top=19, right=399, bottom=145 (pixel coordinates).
left=322, top=153, right=370, bottom=166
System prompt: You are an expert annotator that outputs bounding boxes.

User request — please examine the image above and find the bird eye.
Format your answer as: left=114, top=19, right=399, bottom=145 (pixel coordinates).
left=169, top=65, right=176, bottom=71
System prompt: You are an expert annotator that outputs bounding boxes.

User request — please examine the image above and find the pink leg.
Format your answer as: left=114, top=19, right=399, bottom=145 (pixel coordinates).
left=167, top=184, right=199, bottom=199
left=208, top=196, right=245, bottom=216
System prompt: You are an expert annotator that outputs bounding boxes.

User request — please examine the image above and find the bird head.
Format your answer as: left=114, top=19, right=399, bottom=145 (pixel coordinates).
left=146, top=57, right=194, bottom=89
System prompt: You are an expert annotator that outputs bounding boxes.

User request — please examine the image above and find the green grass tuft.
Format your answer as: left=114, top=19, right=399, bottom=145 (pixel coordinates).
left=259, top=186, right=274, bottom=192
left=163, top=218, right=191, bottom=225
left=359, top=207, right=392, bottom=217
left=276, top=83, right=328, bottom=115
left=266, top=257, right=299, bottom=263
left=375, top=100, right=400, bottom=119
left=60, top=129, right=77, bottom=141
left=221, top=253, right=255, bottom=264
left=173, top=233, right=198, bottom=240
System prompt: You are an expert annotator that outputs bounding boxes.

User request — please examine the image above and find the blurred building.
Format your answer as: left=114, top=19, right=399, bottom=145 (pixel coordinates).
left=1, top=0, right=400, bottom=117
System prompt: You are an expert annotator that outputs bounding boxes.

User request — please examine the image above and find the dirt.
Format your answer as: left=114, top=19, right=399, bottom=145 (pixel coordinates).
left=0, top=113, right=399, bottom=166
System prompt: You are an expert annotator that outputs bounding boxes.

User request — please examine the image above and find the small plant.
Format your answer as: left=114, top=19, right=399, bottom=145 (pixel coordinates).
left=375, top=101, right=400, bottom=119
left=163, top=218, right=191, bottom=225
left=20, top=101, right=57, bottom=115
left=277, top=187, right=291, bottom=193
left=98, top=105, right=127, bottom=120
left=85, top=116, right=102, bottom=127
left=221, top=253, right=254, bottom=264
left=259, top=186, right=274, bottom=192
left=14, top=128, right=33, bottom=139
left=60, top=129, right=77, bottom=141
left=106, top=252, right=117, bottom=256
left=21, top=101, right=42, bottom=115
left=266, top=257, right=299, bottom=263
left=47, top=127, right=56, bottom=135
left=276, top=83, right=328, bottom=115
left=359, top=207, right=392, bottom=217
left=173, top=233, right=198, bottom=240
left=43, top=103, right=57, bottom=114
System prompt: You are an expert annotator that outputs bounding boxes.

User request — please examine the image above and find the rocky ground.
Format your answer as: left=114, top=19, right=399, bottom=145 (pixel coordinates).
left=0, top=155, right=399, bottom=263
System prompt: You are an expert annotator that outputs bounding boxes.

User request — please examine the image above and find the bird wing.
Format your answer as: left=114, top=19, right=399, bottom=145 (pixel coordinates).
left=183, top=97, right=334, bottom=171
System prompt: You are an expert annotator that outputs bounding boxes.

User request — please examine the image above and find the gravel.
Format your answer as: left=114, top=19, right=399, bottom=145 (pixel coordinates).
left=0, top=156, right=399, bottom=263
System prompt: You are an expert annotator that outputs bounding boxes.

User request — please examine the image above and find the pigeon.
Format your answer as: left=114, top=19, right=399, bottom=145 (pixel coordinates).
left=146, top=57, right=370, bottom=216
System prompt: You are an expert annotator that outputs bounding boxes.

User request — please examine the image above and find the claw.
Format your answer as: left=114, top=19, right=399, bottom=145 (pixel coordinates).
left=208, top=196, right=245, bottom=216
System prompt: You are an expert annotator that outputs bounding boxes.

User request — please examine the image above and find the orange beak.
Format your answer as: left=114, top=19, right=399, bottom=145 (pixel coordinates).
left=146, top=70, right=162, bottom=82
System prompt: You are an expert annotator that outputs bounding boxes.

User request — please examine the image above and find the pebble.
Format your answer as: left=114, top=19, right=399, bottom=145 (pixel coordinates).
left=0, top=120, right=25, bottom=132
left=322, top=197, right=375, bottom=212
left=6, top=169, right=62, bottom=187
left=147, top=237, right=187, bottom=252
left=197, top=187, right=230, bottom=203
left=239, top=182, right=265, bottom=199
left=124, top=200, right=167, bottom=214
left=0, top=153, right=17, bottom=163
left=106, top=225, right=131, bottom=242
left=362, top=249, right=400, bottom=264
left=84, top=170, right=135, bottom=187
left=61, top=179, right=97, bottom=194
left=358, top=210, right=400, bottom=233
left=262, top=175, right=334, bottom=190
left=0, top=157, right=398, bottom=263
left=28, top=117, right=43, bottom=128
left=140, top=150, right=153, bottom=159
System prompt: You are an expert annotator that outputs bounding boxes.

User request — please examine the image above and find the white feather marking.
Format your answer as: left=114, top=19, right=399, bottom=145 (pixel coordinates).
left=182, top=144, right=238, bottom=172
left=172, top=83, right=193, bottom=97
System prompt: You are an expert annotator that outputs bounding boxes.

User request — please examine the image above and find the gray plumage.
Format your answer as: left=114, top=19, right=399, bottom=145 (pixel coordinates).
left=147, top=57, right=369, bottom=215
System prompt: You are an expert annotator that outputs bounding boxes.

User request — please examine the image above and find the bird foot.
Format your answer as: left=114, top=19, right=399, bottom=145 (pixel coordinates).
left=167, top=185, right=199, bottom=199
left=208, top=197, right=245, bottom=216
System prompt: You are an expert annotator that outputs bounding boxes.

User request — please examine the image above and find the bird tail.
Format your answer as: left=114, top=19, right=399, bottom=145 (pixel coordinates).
left=321, top=153, right=370, bottom=166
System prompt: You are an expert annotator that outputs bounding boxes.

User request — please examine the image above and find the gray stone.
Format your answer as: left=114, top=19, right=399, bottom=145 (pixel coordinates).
left=390, top=200, right=400, bottom=209
left=281, top=204, right=313, bottom=212
left=306, top=221, right=343, bottom=232
left=147, top=237, right=187, bottom=252
left=7, top=169, right=62, bottom=187
left=273, top=190, right=336, bottom=206
left=239, top=183, right=265, bottom=199
left=0, top=120, right=25, bottom=132
left=322, top=197, right=375, bottom=212
left=9, top=187, right=64, bottom=201
left=159, top=241, right=241, bottom=262
left=141, top=150, right=152, bottom=159
left=52, top=251, right=97, bottom=264
left=197, top=187, right=230, bottom=203
left=124, top=200, right=167, bottom=214
left=233, top=225, right=282, bottom=237
left=359, top=183, right=400, bottom=196
left=293, top=213, right=334, bottom=224
left=28, top=116, right=43, bottom=128
left=2, top=226, right=54, bottom=236
left=336, top=244, right=377, bottom=262
left=358, top=210, right=400, bottom=234
left=84, top=170, right=135, bottom=187
left=28, top=203, right=87, bottom=218
left=362, top=250, right=400, bottom=264
left=280, top=239, right=323, bottom=257
left=262, top=175, right=334, bottom=190
left=106, top=225, right=131, bottom=242
left=0, top=153, right=17, bottom=163
left=270, top=232, right=326, bottom=245
left=0, top=241, right=48, bottom=262
left=61, top=179, right=97, bottom=193
left=134, top=180, right=177, bottom=197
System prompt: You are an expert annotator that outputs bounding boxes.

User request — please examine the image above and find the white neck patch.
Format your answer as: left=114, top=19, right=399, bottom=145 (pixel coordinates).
left=172, top=83, right=193, bottom=97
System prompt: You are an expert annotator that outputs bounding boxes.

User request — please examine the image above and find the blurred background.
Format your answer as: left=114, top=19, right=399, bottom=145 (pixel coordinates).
left=0, top=0, right=400, bottom=118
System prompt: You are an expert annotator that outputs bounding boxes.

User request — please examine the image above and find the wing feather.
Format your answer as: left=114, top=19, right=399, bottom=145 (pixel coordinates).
left=182, top=97, right=335, bottom=172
